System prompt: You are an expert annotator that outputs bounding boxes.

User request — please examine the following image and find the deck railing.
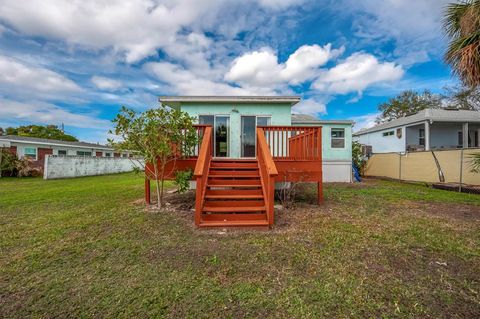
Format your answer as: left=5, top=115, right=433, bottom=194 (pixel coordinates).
left=193, top=126, right=213, bottom=225
left=259, top=126, right=322, bottom=160
left=256, top=127, right=278, bottom=225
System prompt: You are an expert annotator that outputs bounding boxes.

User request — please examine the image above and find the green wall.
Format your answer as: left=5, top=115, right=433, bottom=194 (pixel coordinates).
left=178, top=102, right=351, bottom=161
left=179, top=102, right=291, bottom=158
left=292, top=122, right=352, bottom=161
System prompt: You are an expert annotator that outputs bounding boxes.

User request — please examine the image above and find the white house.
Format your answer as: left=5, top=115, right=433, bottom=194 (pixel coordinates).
left=0, top=135, right=130, bottom=167
left=353, top=108, right=480, bottom=153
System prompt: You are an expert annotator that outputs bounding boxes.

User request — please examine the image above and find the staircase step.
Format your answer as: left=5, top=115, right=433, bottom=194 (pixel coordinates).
left=210, top=162, right=258, bottom=168
left=210, top=166, right=259, bottom=170
left=208, top=170, right=259, bottom=176
left=204, top=200, right=264, bottom=207
left=206, top=189, right=262, bottom=196
left=205, top=194, right=264, bottom=200
left=203, top=205, right=266, bottom=213
left=202, top=213, right=267, bottom=221
left=207, top=179, right=262, bottom=187
left=212, top=158, right=256, bottom=162
left=199, top=219, right=269, bottom=227
left=209, top=174, right=260, bottom=179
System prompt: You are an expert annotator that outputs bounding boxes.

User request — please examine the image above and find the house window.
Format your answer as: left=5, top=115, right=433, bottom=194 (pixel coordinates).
left=419, top=128, right=425, bottom=146
left=105, top=153, right=111, bottom=157
left=122, top=154, right=128, bottom=158
left=199, top=115, right=214, bottom=126
left=382, top=131, right=394, bottom=137
left=257, top=116, right=271, bottom=126
left=77, top=151, right=92, bottom=156
left=24, top=147, right=37, bottom=160
left=331, top=128, right=345, bottom=148
left=458, top=131, right=463, bottom=147
left=58, top=150, right=67, bottom=156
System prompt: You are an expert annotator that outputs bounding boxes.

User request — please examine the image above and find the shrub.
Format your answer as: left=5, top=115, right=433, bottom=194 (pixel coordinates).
left=15, top=158, right=42, bottom=177
left=0, top=149, right=18, bottom=177
left=175, top=169, right=193, bottom=193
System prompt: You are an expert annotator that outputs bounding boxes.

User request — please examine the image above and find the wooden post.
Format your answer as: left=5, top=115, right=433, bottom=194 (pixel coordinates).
left=195, top=177, right=202, bottom=226
left=145, top=177, right=151, bottom=205
left=268, top=176, right=275, bottom=226
left=317, top=181, right=323, bottom=205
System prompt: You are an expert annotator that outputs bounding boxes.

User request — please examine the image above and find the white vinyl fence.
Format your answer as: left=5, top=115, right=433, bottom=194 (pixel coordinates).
left=44, top=155, right=144, bottom=179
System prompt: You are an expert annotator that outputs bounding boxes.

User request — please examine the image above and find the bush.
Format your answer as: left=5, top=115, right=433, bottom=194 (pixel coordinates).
left=175, top=169, right=193, bottom=193
left=352, top=141, right=366, bottom=175
left=0, top=149, right=18, bottom=177
left=15, top=158, right=42, bottom=177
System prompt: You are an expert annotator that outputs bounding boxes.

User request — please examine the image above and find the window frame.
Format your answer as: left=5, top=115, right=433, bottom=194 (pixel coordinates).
left=419, top=128, right=425, bottom=146
left=382, top=130, right=394, bottom=137
left=24, top=147, right=37, bottom=160
left=76, top=151, right=92, bottom=156
left=331, top=128, right=346, bottom=149
left=57, top=150, right=67, bottom=156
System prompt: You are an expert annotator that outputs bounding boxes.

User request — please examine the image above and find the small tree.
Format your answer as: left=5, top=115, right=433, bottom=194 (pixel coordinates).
left=110, top=105, right=197, bottom=208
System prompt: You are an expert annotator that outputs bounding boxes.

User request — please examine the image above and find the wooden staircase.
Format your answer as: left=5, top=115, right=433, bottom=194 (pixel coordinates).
left=199, top=159, right=269, bottom=227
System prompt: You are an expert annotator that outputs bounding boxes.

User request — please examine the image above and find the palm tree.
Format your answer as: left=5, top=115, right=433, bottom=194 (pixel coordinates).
left=443, top=0, right=480, bottom=87
left=472, top=153, right=480, bottom=172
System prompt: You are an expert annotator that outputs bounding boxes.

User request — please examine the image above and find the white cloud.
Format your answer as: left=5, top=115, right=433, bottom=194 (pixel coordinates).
left=312, top=53, right=404, bottom=95
left=341, top=0, right=451, bottom=65
left=258, top=0, right=305, bottom=9
left=349, top=112, right=380, bottom=132
left=0, top=98, right=110, bottom=130
left=0, top=0, right=304, bottom=64
left=225, top=44, right=343, bottom=87
left=0, top=55, right=81, bottom=94
left=91, top=76, right=123, bottom=91
left=292, top=98, right=327, bottom=116
left=145, top=61, right=274, bottom=95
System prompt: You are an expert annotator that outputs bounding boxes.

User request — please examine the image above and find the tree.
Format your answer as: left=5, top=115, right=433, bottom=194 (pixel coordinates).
left=4, top=125, right=78, bottom=141
left=444, top=0, right=480, bottom=87
left=444, top=84, right=480, bottom=110
left=376, top=90, right=443, bottom=123
left=110, top=105, right=197, bottom=208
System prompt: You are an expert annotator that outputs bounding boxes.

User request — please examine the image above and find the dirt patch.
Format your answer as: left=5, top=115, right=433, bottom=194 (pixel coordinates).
left=398, top=201, right=480, bottom=221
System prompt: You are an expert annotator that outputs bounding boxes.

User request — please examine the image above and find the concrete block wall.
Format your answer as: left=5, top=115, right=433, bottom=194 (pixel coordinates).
left=43, top=155, right=144, bottom=179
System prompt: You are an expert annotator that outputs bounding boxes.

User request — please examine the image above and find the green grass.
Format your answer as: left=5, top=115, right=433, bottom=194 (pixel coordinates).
left=1, top=174, right=479, bottom=318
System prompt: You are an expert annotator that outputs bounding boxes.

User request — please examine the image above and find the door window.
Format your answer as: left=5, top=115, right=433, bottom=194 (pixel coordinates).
left=215, top=116, right=229, bottom=157
left=241, top=116, right=256, bottom=157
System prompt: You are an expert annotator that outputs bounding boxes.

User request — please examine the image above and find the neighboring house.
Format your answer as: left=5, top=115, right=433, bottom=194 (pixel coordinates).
left=353, top=108, right=480, bottom=153
left=0, top=135, right=130, bottom=167
left=291, top=114, right=353, bottom=182
left=160, top=96, right=353, bottom=182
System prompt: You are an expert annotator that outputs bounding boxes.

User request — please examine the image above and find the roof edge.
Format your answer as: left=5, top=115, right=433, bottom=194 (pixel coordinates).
left=159, top=95, right=301, bottom=106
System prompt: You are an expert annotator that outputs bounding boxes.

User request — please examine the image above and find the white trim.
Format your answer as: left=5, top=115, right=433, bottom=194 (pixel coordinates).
left=331, top=127, right=346, bottom=149
left=0, top=138, right=114, bottom=151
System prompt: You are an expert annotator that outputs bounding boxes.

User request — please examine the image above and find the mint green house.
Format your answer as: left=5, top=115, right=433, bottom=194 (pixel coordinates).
left=160, top=96, right=353, bottom=182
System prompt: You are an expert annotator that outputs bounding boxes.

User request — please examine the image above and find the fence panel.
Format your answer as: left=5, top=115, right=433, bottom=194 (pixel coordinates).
left=364, top=148, right=480, bottom=186
left=44, top=155, right=144, bottom=179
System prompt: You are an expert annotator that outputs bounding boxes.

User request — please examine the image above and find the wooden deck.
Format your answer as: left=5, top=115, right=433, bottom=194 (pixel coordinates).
left=145, top=125, right=323, bottom=227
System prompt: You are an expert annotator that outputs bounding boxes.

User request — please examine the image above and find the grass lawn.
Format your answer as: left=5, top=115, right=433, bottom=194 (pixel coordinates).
left=1, top=173, right=479, bottom=318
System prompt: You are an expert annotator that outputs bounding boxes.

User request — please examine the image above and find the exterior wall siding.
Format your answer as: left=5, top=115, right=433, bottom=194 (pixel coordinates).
left=180, top=102, right=291, bottom=158
left=355, top=126, right=406, bottom=153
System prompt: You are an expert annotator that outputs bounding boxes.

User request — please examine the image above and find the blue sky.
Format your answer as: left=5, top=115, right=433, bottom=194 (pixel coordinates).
left=0, top=0, right=456, bottom=142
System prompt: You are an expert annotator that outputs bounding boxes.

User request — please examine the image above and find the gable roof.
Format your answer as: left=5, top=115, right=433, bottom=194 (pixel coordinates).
left=160, top=95, right=301, bottom=107
left=0, top=135, right=113, bottom=150
left=353, top=108, right=480, bottom=136
left=291, top=114, right=353, bottom=125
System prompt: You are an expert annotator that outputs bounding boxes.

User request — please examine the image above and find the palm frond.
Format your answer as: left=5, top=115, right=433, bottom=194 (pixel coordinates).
left=470, top=153, right=480, bottom=173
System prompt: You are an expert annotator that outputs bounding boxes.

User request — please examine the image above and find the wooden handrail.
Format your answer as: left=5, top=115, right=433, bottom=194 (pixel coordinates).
left=194, top=126, right=213, bottom=177
left=257, top=128, right=278, bottom=176
left=193, top=126, right=213, bottom=226
left=257, top=127, right=278, bottom=226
